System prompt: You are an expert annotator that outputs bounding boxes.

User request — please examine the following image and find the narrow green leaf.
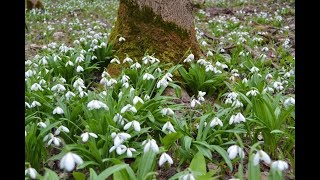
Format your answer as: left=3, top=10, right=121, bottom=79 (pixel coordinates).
left=190, top=151, right=206, bottom=174
left=211, top=145, right=233, bottom=172
left=43, top=168, right=59, bottom=180
left=72, top=172, right=86, bottom=180
left=162, top=132, right=182, bottom=149
left=96, top=164, right=128, bottom=180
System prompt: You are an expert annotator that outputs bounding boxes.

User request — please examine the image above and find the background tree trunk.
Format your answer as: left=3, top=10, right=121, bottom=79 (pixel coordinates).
left=108, top=0, right=201, bottom=73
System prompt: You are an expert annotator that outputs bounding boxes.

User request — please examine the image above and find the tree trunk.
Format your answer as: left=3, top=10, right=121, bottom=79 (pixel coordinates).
left=108, top=0, right=201, bottom=73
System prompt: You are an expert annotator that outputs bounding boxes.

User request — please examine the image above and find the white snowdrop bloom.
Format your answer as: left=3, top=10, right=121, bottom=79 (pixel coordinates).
left=157, top=78, right=169, bottom=88
left=142, top=139, right=159, bottom=153
left=113, top=113, right=125, bottom=125
left=130, top=62, right=141, bottom=69
left=159, top=153, right=173, bottom=166
left=100, top=42, right=107, bottom=47
left=156, top=68, right=162, bottom=73
left=261, top=47, right=269, bottom=52
left=181, top=173, right=195, bottom=180
left=110, top=58, right=120, bottom=64
left=53, top=55, right=61, bottom=62
left=87, top=100, right=109, bottom=110
left=253, top=150, right=271, bottom=165
left=142, top=55, right=152, bottom=64
left=242, top=78, right=248, bottom=83
left=111, top=132, right=131, bottom=146
left=250, top=66, right=259, bottom=73
left=149, top=56, right=160, bottom=64
left=25, top=167, right=37, bottom=179
left=133, top=96, right=144, bottom=105
left=121, top=75, right=130, bottom=84
left=215, top=61, right=222, bottom=67
left=53, top=107, right=64, bottom=115
left=162, top=121, right=176, bottom=133
left=143, top=73, right=155, bottom=80
left=227, top=145, right=245, bottom=159
left=91, top=55, right=97, bottom=60
left=221, top=63, right=228, bottom=69
left=25, top=69, right=35, bottom=78
left=126, top=147, right=136, bottom=157
left=30, top=101, right=41, bottom=108
left=225, top=98, right=233, bottom=104
left=144, top=94, right=150, bottom=101
left=207, top=50, right=213, bottom=57
left=76, top=65, right=84, bottom=72
left=75, top=55, right=84, bottom=63
left=59, top=152, right=83, bottom=172
left=284, top=72, right=291, bottom=78
left=220, top=48, right=225, bottom=53
left=284, top=97, right=295, bottom=107
left=25, top=60, right=32, bottom=66
left=190, top=99, right=201, bottom=108
left=232, top=99, right=243, bottom=108
left=263, top=87, right=274, bottom=93
left=73, top=40, right=80, bottom=45
left=79, top=91, right=88, bottom=98
left=164, top=73, right=173, bottom=82
left=198, top=91, right=206, bottom=102
left=59, top=77, right=67, bottom=84
left=106, top=79, right=117, bottom=87
left=25, top=102, right=31, bottom=108
left=65, top=91, right=76, bottom=100
left=109, top=144, right=127, bottom=155
left=246, top=89, right=259, bottom=97
left=39, top=79, right=46, bottom=86
left=92, top=39, right=98, bottom=44
left=39, top=57, right=48, bottom=65
left=73, top=78, right=86, bottom=89
left=118, top=91, right=123, bottom=99
left=205, top=64, right=214, bottom=72
left=210, top=117, right=223, bottom=127
left=37, top=122, right=47, bottom=128
left=51, top=84, right=66, bottom=92
left=120, top=104, right=137, bottom=114
left=265, top=73, right=273, bottom=80
left=101, top=71, right=110, bottom=78
left=123, top=57, right=133, bottom=63
left=46, top=134, right=62, bottom=147
left=184, top=53, right=194, bottom=63
left=119, top=36, right=126, bottom=42
left=55, top=125, right=70, bottom=135
left=271, top=160, right=289, bottom=171
left=197, top=59, right=208, bottom=65
left=229, top=113, right=246, bottom=125
left=31, top=83, right=43, bottom=91
left=124, top=120, right=141, bottom=132
left=227, top=92, right=238, bottom=100
left=65, top=61, right=74, bottom=67
left=201, top=41, right=207, bottom=46
left=161, top=108, right=174, bottom=116
left=80, top=132, right=98, bottom=142
left=273, top=81, right=284, bottom=91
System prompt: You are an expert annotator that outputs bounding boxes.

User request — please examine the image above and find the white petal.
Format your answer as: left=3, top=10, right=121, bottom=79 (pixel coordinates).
left=151, top=140, right=159, bottom=152
left=28, top=168, right=37, bottom=179
left=72, top=153, right=83, bottom=165
left=53, top=138, right=60, bottom=146
left=127, top=149, right=133, bottom=157
left=89, top=133, right=98, bottom=138
left=159, top=153, right=166, bottom=166
left=144, top=142, right=151, bottom=153
left=260, top=150, right=271, bottom=164
left=162, top=122, right=169, bottom=132
left=165, top=153, right=173, bottom=164
left=124, top=122, right=132, bottom=130
left=81, top=133, right=89, bottom=142
left=229, top=115, right=235, bottom=125
left=133, top=121, right=141, bottom=132
left=64, top=153, right=76, bottom=171
left=253, top=152, right=260, bottom=166
left=109, top=146, right=117, bottom=153
left=114, top=136, right=122, bottom=146
left=228, top=148, right=238, bottom=160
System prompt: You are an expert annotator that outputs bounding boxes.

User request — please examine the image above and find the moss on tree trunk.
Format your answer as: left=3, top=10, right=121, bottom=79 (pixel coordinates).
left=107, top=0, right=202, bottom=76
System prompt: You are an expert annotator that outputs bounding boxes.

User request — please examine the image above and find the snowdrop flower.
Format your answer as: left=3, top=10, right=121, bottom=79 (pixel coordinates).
left=121, top=104, right=137, bottom=113
left=31, top=83, right=43, bottom=91
left=37, top=122, right=47, bottom=128
left=73, top=78, right=86, bottom=90
left=53, top=107, right=64, bottom=115
left=75, top=55, right=84, bottom=63
left=284, top=72, right=291, bottom=78
left=198, top=91, right=206, bottom=102
left=161, top=108, right=174, bottom=116
left=79, top=91, right=87, bottom=98
left=271, top=160, right=289, bottom=171
left=39, top=57, right=48, bottom=65
left=144, top=95, right=150, bottom=102
left=157, top=78, right=169, bottom=88
left=123, top=57, right=133, bottom=63
left=45, top=134, right=62, bottom=147
left=265, top=73, right=273, bottom=79
left=229, top=113, right=246, bottom=125
left=159, top=153, right=173, bottom=166
left=59, top=77, right=67, bottom=84
left=125, top=147, right=136, bottom=157
left=250, top=66, right=259, bottom=73
left=25, top=167, right=37, bottom=179
left=246, top=89, right=259, bottom=97
left=227, top=145, right=245, bottom=159
left=124, top=120, right=141, bottom=132
left=119, top=36, right=126, bottom=42
left=183, top=53, right=194, bottom=63
left=205, top=64, right=214, bottom=72
left=273, top=81, right=284, bottom=91
left=142, top=139, right=159, bottom=153
left=111, top=132, right=131, bottom=146
left=133, top=96, right=144, bottom=105
left=113, top=113, right=125, bottom=125
left=143, top=73, right=155, bottom=80
left=253, top=150, right=271, bottom=165
left=39, top=79, right=46, bottom=86
left=25, top=102, right=31, bottom=108
left=55, top=125, right=70, bottom=135
left=225, top=98, right=232, bottom=104
left=110, top=58, right=120, bottom=64
left=232, top=99, right=243, bottom=108
left=59, top=152, right=83, bottom=172
left=284, top=97, right=295, bottom=107
left=130, top=62, right=141, bottom=69
left=201, top=41, right=207, bottom=46
left=25, top=69, right=35, bottom=78
left=162, top=121, right=176, bottom=133
left=65, top=91, right=75, bottom=100
left=30, top=101, right=41, bottom=108
left=80, top=132, right=98, bottom=142
left=120, top=75, right=130, bottom=84
left=242, top=78, right=248, bottom=83
left=121, top=82, right=129, bottom=88
left=106, top=78, right=117, bottom=87
left=65, top=60, right=74, bottom=67
left=207, top=50, right=213, bottom=57
left=181, top=173, right=195, bottom=180
left=197, top=58, right=208, bottom=65
left=210, top=117, right=223, bottom=127
left=87, top=100, right=109, bottom=110
left=227, top=92, right=238, bottom=100
left=51, top=84, right=66, bottom=92
left=263, top=87, right=274, bottom=93
left=190, top=99, right=201, bottom=108
left=76, top=65, right=84, bottom=72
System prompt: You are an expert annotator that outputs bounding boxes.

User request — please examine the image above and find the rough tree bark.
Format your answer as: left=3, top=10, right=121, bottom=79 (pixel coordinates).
left=108, top=0, right=202, bottom=74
